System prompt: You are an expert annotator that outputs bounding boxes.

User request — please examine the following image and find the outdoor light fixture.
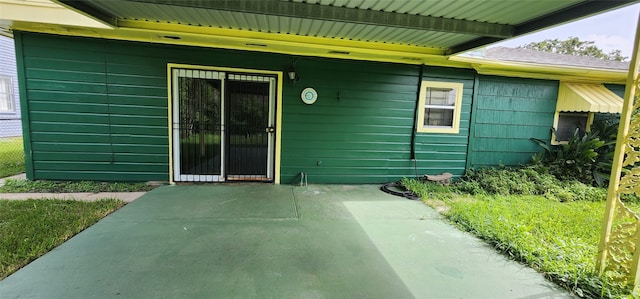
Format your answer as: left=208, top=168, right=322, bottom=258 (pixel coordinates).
left=287, top=66, right=297, bottom=85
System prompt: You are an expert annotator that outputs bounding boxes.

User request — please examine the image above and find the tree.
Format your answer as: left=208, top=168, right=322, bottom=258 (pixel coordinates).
left=519, top=36, right=627, bottom=61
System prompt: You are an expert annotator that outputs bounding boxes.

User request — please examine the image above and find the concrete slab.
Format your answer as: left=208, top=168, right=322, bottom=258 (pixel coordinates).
left=0, top=185, right=573, bottom=298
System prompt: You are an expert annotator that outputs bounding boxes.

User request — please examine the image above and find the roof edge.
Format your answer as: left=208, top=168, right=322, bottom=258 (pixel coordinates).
left=450, top=55, right=627, bottom=84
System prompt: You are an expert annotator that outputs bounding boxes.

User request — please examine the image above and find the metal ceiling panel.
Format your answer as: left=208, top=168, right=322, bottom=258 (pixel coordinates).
left=293, top=0, right=584, bottom=24
left=53, top=0, right=638, bottom=55
left=81, top=0, right=504, bottom=48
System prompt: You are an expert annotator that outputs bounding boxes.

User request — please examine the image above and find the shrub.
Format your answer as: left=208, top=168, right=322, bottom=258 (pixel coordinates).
left=454, top=166, right=615, bottom=202
left=531, top=118, right=618, bottom=187
left=457, top=167, right=563, bottom=196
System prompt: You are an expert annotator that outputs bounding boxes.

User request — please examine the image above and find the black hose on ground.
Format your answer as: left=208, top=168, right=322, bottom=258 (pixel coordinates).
left=380, top=181, right=421, bottom=200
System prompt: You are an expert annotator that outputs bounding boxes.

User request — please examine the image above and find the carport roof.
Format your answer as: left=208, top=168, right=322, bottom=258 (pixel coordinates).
left=2, top=0, right=639, bottom=66
left=56, top=0, right=637, bottom=55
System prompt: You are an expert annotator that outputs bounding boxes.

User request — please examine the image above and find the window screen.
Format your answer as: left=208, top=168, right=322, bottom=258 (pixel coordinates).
left=423, top=87, right=457, bottom=127
left=555, top=112, right=588, bottom=141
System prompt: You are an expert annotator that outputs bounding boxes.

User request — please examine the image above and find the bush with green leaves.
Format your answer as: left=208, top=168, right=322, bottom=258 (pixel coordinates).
left=532, top=118, right=618, bottom=187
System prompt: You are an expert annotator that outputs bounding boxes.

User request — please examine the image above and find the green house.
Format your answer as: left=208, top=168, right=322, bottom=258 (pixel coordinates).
left=0, top=0, right=635, bottom=184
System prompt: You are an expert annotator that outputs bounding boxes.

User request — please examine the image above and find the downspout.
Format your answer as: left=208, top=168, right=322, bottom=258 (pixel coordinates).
left=409, top=64, right=424, bottom=179
left=465, top=74, right=480, bottom=170
left=410, top=64, right=424, bottom=160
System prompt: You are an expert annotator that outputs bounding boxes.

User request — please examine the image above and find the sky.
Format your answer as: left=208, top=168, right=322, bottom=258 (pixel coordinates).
left=492, top=3, right=640, bottom=58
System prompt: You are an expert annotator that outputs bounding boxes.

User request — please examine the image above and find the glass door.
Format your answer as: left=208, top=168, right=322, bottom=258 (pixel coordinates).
left=225, top=74, right=275, bottom=181
left=172, top=69, right=276, bottom=182
left=172, top=69, right=224, bottom=182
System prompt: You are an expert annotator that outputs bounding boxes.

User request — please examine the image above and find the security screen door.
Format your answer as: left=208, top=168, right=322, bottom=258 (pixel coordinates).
left=172, top=69, right=276, bottom=182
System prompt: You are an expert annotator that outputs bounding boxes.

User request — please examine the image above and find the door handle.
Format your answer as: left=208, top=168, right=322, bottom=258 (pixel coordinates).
left=266, top=127, right=275, bottom=133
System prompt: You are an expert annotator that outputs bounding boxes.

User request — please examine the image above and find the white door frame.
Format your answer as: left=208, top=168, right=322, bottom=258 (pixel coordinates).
left=168, top=64, right=281, bottom=183
left=171, top=68, right=225, bottom=182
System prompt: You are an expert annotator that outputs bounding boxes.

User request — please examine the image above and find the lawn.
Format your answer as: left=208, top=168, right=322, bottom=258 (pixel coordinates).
left=443, top=195, right=610, bottom=297
left=403, top=174, right=640, bottom=298
left=0, top=199, right=125, bottom=280
left=0, top=137, right=24, bottom=178
left=0, top=179, right=157, bottom=193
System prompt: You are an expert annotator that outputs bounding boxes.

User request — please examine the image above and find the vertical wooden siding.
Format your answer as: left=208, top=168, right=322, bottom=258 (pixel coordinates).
left=467, top=75, right=558, bottom=168
left=17, top=32, right=473, bottom=183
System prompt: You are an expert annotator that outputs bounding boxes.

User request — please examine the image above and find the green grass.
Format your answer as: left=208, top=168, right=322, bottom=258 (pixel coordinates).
left=444, top=195, right=611, bottom=297
left=0, top=199, right=125, bottom=279
left=0, top=137, right=25, bottom=178
left=404, top=178, right=639, bottom=298
left=0, top=179, right=157, bottom=193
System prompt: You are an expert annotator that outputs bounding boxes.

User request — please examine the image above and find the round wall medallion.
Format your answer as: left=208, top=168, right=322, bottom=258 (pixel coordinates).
left=301, top=87, right=318, bottom=105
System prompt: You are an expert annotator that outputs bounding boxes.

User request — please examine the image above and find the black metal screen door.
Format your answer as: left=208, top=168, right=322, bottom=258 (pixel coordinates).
left=172, top=69, right=223, bottom=182
left=172, top=69, right=275, bottom=182
left=225, top=74, right=275, bottom=181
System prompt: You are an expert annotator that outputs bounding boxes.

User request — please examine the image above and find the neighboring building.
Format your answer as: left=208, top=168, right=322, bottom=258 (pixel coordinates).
left=0, top=34, right=21, bottom=138
left=0, top=0, right=635, bottom=183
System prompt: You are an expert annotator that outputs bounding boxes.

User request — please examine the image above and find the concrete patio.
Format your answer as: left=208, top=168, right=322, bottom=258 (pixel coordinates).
left=0, top=184, right=571, bottom=298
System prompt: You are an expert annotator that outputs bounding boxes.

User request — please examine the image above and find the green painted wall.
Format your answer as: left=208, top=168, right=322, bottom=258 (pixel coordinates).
left=15, top=32, right=474, bottom=183
left=281, top=65, right=474, bottom=183
left=594, top=84, right=626, bottom=124
left=605, top=84, right=626, bottom=98
left=413, top=67, right=475, bottom=178
left=467, top=75, right=558, bottom=168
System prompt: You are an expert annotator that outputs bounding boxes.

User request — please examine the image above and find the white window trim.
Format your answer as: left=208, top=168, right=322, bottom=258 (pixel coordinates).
left=416, top=81, right=463, bottom=134
left=0, top=76, right=15, bottom=113
left=551, top=111, right=594, bottom=145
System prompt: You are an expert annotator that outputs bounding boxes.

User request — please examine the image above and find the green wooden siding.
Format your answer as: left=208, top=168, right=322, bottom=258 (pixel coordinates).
left=605, top=84, right=626, bottom=98
left=16, top=32, right=474, bottom=183
left=594, top=84, right=625, bottom=124
left=16, top=33, right=170, bottom=181
left=412, top=67, right=475, bottom=178
left=467, top=75, right=558, bottom=168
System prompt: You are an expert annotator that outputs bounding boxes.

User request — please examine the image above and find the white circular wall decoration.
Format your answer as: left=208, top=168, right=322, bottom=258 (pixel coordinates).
left=301, top=87, right=318, bottom=105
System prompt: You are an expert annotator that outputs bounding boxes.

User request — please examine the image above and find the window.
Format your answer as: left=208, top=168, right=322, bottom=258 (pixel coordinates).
left=416, top=81, right=463, bottom=133
left=0, top=77, right=14, bottom=113
left=552, top=112, right=593, bottom=144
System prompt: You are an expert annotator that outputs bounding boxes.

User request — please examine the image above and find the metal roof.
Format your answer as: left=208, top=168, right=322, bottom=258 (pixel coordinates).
left=54, top=0, right=637, bottom=55
left=484, top=47, right=630, bottom=71
left=557, top=82, right=623, bottom=113
left=1, top=0, right=637, bottom=66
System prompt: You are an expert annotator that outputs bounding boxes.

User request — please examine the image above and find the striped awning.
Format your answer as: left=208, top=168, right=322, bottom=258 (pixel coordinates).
left=556, top=82, right=623, bottom=113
